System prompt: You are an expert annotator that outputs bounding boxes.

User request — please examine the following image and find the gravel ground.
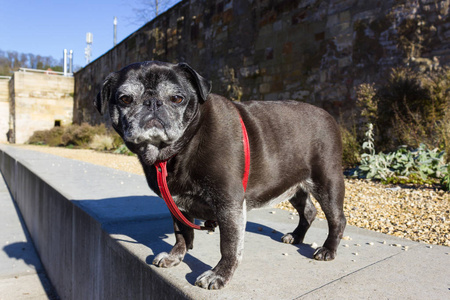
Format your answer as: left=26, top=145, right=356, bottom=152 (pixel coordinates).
left=14, top=144, right=450, bottom=247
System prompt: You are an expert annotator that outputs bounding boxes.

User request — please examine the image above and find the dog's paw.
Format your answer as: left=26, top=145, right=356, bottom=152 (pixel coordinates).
left=195, top=270, right=226, bottom=290
left=152, top=252, right=182, bottom=268
left=281, top=232, right=302, bottom=244
left=313, top=247, right=336, bottom=261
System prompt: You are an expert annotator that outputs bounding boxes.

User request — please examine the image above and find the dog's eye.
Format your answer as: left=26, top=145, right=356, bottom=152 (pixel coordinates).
left=170, top=95, right=184, bottom=104
left=119, top=95, right=133, bottom=105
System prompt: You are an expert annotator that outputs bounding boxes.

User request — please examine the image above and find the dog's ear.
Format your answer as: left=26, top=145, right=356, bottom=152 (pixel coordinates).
left=94, top=73, right=118, bottom=115
left=178, top=62, right=212, bottom=102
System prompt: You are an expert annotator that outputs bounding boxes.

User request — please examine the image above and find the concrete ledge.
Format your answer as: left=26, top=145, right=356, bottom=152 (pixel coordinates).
left=1, top=144, right=449, bottom=299
left=0, top=145, right=185, bottom=299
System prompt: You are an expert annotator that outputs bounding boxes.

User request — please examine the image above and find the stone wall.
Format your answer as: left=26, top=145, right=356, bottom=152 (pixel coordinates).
left=0, top=79, right=10, bottom=142
left=10, top=72, right=74, bottom=143
left=74, top=0, right=450, bottom=125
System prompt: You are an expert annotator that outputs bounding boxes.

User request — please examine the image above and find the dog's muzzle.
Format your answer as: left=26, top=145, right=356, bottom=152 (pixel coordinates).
left=144, top=118, right=164, bottom=130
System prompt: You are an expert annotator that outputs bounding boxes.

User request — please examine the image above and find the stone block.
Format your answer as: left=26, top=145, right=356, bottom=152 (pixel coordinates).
left=338, top=56, right=352, bottom=68
left=240, top=65, right=260, bottom=78
left=259, top=83, right=271, bottom=94
left=264, top=92, right=279, bottom=100
left=339, top=10, right=351, bottom=23
left=273, top=20, right=283, bottom=32
left=0, top=102, right=9, bottom=142
left=10, top=72, right=74, bottom=144
left=327, top=14, right=340, bottom=29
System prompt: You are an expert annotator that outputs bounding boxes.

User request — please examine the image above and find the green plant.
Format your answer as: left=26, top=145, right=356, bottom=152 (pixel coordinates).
left=61, top=123, right=108, bottom=147
left=355, top=123, right=394, bottom=180
left=110, top=131, right=124, bottom=148
left=89, top=134, right=114, bottom=151
left=356, top=83, right=377, bottom=125
left=414, top=143, right=447, bottom=179
left=27, top=127, right=64, bottom=146
left=438, top=106, right=450, bottom=163
left=382, top=173, right=431, bottom=185
left=28, top=123, right=121, bottom=151
left=353, top=124, right=448, bottom=187
left=113, top=144, right=134, bottom=156
left=340, top=125, right=360, bottom=168
left=440, top=165, right=450, bottom=191
left=356, top=67, right=450, bottom=153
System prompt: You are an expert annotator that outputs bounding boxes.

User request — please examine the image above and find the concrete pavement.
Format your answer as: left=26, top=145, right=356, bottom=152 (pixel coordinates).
left=0, top=144, right=449, bottom=299
left=0, top=167, right=57, bottom=299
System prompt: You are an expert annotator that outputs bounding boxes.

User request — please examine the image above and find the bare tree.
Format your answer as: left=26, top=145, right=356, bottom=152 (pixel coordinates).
left=130, top=0, right=179, bottom=25
left=0, top=50, right=64, bottom=75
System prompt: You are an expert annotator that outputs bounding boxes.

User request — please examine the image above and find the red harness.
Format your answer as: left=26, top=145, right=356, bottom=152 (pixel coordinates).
left=154, top=116, right=250, bottom=231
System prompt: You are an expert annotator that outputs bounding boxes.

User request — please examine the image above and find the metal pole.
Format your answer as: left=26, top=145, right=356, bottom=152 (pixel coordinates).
left=63, top=49, right=67, bottom=76
left=69, top=50, right=73, bottom=74
left=113, top=17, right=117, bottom=46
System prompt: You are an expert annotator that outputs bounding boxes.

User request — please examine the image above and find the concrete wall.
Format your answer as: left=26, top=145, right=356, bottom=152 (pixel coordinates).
left=0, top=79, right=10, bottom=142
left=74, top=0, right=450, bottom=125
left=10, top=71, right=74, bottom=143
left=0, top=146, right=188, bottom=300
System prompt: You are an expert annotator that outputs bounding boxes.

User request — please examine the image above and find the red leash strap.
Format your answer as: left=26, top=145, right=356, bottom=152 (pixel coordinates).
left=155, top=160, right=207, bottom=230
left=154, top=115, right=250, bottom=231
left=240, top=117, right=250, bottom=192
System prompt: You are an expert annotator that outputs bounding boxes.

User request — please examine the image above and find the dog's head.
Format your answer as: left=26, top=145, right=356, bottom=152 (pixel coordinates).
left=95, top=61, right=211, bottom=164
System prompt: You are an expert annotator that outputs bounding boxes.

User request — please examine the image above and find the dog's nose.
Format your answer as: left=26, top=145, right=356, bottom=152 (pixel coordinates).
left=143, top=98, right=163, bottom=111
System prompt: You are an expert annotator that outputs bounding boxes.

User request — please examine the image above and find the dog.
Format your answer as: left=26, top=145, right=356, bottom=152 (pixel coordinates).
left=95, top=61, right=346, bottom=290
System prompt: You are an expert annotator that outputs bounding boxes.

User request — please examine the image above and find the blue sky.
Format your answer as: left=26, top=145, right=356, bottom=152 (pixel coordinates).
left=0, top=0, right=180, bottom=69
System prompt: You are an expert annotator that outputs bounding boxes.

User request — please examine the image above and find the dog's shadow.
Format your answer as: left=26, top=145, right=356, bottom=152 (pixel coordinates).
left=245, top=221, right=317, bottom=259
left=137, top=221, right=316, bottom=285
left=99, top=196, right=316, bottom=286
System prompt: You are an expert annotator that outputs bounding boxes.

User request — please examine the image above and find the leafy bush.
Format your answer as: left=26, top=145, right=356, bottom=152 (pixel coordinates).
left=27, top=127, right=64, bottom=147
left=110, top=131, right=124, bottom=149
left=356, top=67, right=450, bottom=153
left=61, top=123, right=108, bottom=147
left=439, top=106, right=450, bottom=163
left=441, top=165, right=450, bottom=191
left=340, top=125, right=360, bottom=168
left=355, top=123, right=394, bottom=180
left=27, top=123, right=127, bottom=152
left=352, top=123, right=448, bottom=187
left=89, top=134, right=114, bottom=151
left=113, top=144, right=134, bottom=156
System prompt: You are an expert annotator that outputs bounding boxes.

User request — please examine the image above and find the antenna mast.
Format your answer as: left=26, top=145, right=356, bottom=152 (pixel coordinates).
left=113, top=17, right=117, bottom=46
left=85, top=32, right=93, bottom=65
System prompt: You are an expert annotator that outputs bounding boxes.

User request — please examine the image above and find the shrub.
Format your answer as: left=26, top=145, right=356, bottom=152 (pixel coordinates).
left=340, top=125, right=360, bottom=168
left=441, top=165, right=450, bottom=191
left=356, top=67, right=450, bottom=153
left=352, top=123, right=448, bottom=187
left=28, top=127, right=64, bottom=147
left=89, top=134, right=114, bottom=151
left=113, top=144, right=134, bottom=156
left=28, top=123, right=118, bottom=150
left=61, top=123, right=108, bottom=147
left=110, top=131, right=124, bottom=148
left=27, top=130, right=49, bottom=146
left=438, top=106, right=450, bottom=163
left=356, top=83, right=377, bottom=125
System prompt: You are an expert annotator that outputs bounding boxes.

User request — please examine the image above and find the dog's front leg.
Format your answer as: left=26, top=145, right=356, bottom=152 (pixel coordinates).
left=153, top=215, right=194, bottom=268
left=195, top=201, right=247, bottom=290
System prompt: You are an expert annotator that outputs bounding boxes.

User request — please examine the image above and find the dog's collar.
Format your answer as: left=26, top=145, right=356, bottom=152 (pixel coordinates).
left=154, top=114, right=250, bottom=231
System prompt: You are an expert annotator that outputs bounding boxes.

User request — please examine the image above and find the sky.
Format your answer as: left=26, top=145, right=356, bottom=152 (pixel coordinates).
left=0, top=0, right=180, bottom=70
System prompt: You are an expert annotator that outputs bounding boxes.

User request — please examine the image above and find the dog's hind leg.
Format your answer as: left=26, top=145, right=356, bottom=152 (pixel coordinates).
left=153, top=215, right=194, bottom=268
left=281, top=189, right=317, bottom=244
left=312, top=170, right=346, bottom=261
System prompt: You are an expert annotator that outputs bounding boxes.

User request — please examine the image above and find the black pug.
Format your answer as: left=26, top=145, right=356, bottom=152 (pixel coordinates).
left=95, top=61, right=346, bottom=290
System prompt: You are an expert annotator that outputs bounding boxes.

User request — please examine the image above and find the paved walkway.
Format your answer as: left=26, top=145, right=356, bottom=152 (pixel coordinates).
left=0, top=173, right=58, bottom=299
left=0, top=145, right=449, bottom=299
